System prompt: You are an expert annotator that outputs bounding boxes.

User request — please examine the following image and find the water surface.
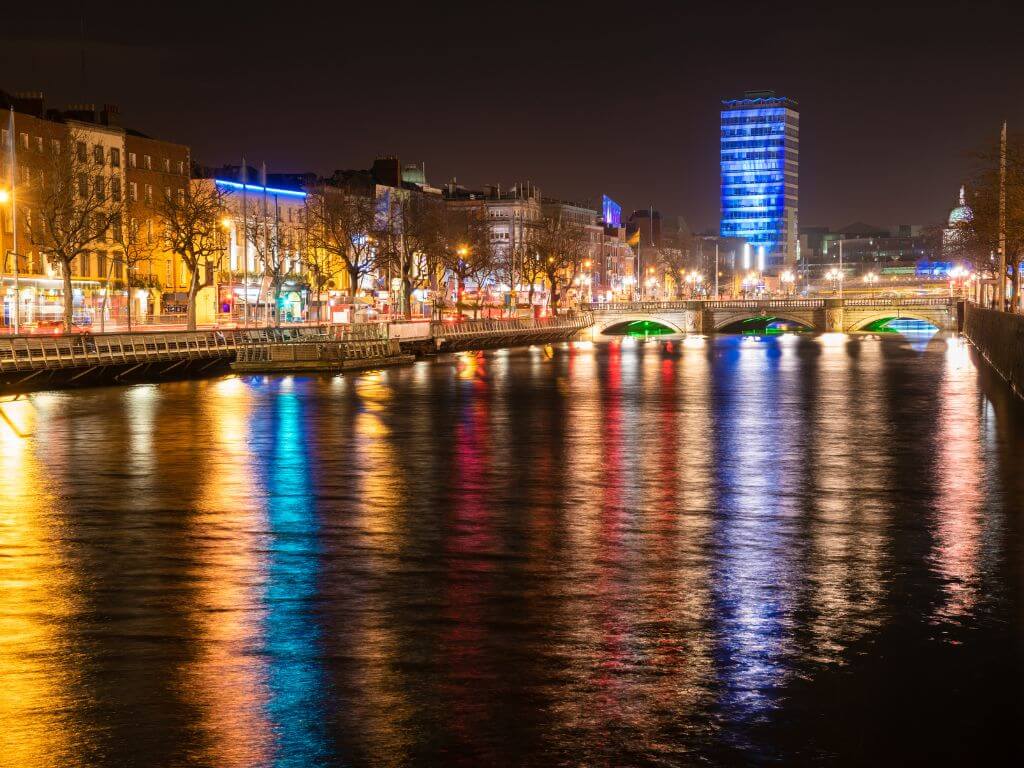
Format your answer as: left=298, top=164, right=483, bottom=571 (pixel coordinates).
left=1, top=332, right=1022, bottom=766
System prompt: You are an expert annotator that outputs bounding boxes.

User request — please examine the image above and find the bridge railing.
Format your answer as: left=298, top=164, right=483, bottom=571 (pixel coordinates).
left=0, top=323, right=388, bottom=373
left=432, top=313, right=593, bottom=339
left=703, top=299, right=825, bottom=310
left=842, top=297, right=953, bottom=307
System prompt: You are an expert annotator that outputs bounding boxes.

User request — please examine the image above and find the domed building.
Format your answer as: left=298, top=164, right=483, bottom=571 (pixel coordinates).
left=943, top=184, right=973, bottom=257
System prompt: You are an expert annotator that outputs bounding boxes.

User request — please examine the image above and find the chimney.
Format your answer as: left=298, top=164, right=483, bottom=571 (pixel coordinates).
left=12, top=91, right=45, bottom=117
left=99, top=103, right=120, bottom=127
left=64, top=103, right=98, bottom=123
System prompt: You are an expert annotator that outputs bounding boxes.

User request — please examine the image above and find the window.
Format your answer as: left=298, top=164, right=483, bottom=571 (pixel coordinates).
left=97, top=252, right=106, bottom=278
left=78, top=173, right=89, bottom=198
left=165, top=260, right=172, bottom=284
left=144, top=184, right=153, bottom=204
left=110, top=148, right=120, bottom=168
left=76, top=141, right=87, bottom=163
left=164, top=186, right=172, bottom=201
left=129, top=181, right=137, bottom=202
left=112, top=215, right=123, bottom=243
left=110, top=177, right=121, bottom=203
left=177, top=188, right=185, bottom=205
left=51, top=138, right=61, bottom=155
left=163, top=157, right=170, bottom=173
left=93, top=144, right=104, bottom=165
left=177, top=160, right=185, bottom=175
left=93, top=213, right=107, bottom=240
left=34, top=136, right=43, bottom=152
left=19, top=132, right=28, bottom=150
left=19, top=167, right=29, bottom=184
left=147, top=220, right=154, bottom=244
left=94, top=175, right=105, bottom=201
left=81, top=253, right=92, bottom=277
left=128, top=152, right=137, bottom=168
left=144, top=154, right=152, bottom=170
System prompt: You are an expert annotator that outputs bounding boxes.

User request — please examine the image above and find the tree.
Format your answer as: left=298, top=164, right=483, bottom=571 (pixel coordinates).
left=23, top=128, right=118, bottom=330
left=157, top=182, right=229, bottom=331
left=110, top=205, right=157, bottom=331
left=301, top=222, right=343, bottom=323
left=378, top=191, right=445, bottom=318
left=245, top=202, right=297, bottom=326
left=957, top=131, right=1024, bottom=308
left=441, top=208, right=497, bottom=318
left=653, top=247, right=685, bottom=298
left=304, top=186, right=380, bottom=308
left=535, top=214, right=589, bottom=315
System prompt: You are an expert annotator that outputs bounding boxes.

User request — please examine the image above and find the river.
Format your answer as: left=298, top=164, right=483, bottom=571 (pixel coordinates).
left=0, top=332, right=1021, bottom=766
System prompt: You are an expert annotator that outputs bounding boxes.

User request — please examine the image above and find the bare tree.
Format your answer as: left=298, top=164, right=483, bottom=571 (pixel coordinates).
left=157, top=182, right=229, bottom=331
left=245, top=203, right=298, bottom=326
left=441, top=208, right=497, bottom=318
left=959, top=133, right=1024, bottom=307
left=22, top=128, right=118, bottom=330
left=656, top=246, right=688, bottom=298
left=110, top=205, right=158, bottom=331
left=300, top=218, right=343, bottom=323
left=536, top=214, right=589, bottom=316
left=304, top=186, right=380, bottom=308
left=378, top=191, right=446, bottom=318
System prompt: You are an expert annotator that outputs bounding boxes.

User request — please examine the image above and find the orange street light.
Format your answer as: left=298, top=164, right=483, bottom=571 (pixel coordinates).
left=0, top=188, right=9, bottom=205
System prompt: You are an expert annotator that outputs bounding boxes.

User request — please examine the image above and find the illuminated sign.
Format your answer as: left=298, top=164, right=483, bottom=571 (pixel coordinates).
left=215, top=179, right=307, bottom=198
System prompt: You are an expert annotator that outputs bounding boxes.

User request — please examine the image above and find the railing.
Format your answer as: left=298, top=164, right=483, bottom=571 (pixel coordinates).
left=704, top=299, right=825, bottom=310
left=432, top=314, right=593, bottom=339
left=586, top=301, right=694, bottom=313
left=842, top=297, right=953, bottom=307
left=587, top=297, right=954, bottom=312
left=0, top=323, right=385, bottom=374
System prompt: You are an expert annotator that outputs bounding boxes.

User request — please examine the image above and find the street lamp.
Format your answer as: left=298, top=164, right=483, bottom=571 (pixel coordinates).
left=825, top=267, right=844, bottom=294
left=780, top=270, right=795, bottom=296
left=948, top=265, right=970, bottom=297
left=863, top=271, right=879, bottom=287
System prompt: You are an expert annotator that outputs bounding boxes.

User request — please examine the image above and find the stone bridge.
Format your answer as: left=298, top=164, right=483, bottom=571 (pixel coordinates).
left=584, top=297, right=960, bottom=336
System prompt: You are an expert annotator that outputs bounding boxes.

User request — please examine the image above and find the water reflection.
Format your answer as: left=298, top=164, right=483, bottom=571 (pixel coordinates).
left=0, top=333, right=1021, bottom=765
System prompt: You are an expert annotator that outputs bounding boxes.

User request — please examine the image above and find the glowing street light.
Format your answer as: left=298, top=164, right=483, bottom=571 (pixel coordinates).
left=780, top=269, right=795, bottom=296
left=863, top=271, right=879, bottom=285
left=825, top=267, right=844, bottom=294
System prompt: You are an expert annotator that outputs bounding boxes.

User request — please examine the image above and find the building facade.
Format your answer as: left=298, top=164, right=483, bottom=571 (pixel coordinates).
left=1, top=90, right=192, bottom=328
left=720, top=90, right=799, bottom=272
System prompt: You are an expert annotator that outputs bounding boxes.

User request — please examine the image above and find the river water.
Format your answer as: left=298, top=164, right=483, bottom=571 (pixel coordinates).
left=1, top=332, right=1022, bottom=766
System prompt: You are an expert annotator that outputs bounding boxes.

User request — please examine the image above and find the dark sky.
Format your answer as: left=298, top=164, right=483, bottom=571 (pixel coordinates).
left=3, top=1, right=1022, bottom=231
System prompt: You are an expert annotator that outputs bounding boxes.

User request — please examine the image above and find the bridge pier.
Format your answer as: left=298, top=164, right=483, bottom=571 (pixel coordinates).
left=824, top=298, right=844, bottom=332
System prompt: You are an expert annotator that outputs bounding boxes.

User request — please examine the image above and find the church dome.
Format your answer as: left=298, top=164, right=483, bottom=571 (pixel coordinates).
left=948, top=185, right=972, bottom=227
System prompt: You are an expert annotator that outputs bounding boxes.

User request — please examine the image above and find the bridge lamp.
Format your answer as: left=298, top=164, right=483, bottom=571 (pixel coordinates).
left=0, top=188, right=9, bottom=204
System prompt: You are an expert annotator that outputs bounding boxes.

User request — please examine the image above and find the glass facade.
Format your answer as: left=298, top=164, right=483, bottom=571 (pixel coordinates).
left=720, top=95, right=799, bottom=271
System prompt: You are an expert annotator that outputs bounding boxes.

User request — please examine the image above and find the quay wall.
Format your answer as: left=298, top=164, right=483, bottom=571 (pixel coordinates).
left=963, top=303, right=1024, bottom=399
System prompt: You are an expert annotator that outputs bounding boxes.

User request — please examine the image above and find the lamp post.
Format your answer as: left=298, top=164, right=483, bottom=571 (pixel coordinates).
left=863, top=271, right=879, bottom=290
left=0, top=187, right=8, bottom=331
left=825, top=267, right=844, bottom=294
left=780, top=269, right=795, bottom=296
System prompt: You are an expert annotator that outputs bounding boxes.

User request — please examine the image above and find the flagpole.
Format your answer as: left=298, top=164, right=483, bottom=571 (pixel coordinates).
left=241, top=158, right=248, bottom=327
left=9, top=108, right=20, bottom=335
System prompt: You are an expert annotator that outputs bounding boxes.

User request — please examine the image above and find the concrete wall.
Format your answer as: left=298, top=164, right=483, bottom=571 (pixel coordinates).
left=964, top=303, right=1024, bottom=398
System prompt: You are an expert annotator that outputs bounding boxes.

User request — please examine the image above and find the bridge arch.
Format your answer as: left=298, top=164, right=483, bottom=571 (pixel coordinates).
left=846, top=311, right=946, bottom=333
left=597, top=315, right=686, bottom=336
left=712, top=311, right=815, bottom=333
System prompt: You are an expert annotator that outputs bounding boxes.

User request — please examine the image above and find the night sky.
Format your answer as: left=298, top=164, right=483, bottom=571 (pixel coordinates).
left=2, top=1, right=1022, bottom=231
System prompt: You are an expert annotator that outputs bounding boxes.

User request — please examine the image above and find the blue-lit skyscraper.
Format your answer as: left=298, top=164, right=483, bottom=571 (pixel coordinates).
left=720, top=91, right=799, bottom=272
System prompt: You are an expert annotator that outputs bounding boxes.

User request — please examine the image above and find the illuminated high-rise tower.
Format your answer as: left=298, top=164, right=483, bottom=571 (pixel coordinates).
left=720, top=91, right=799, bottom=272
